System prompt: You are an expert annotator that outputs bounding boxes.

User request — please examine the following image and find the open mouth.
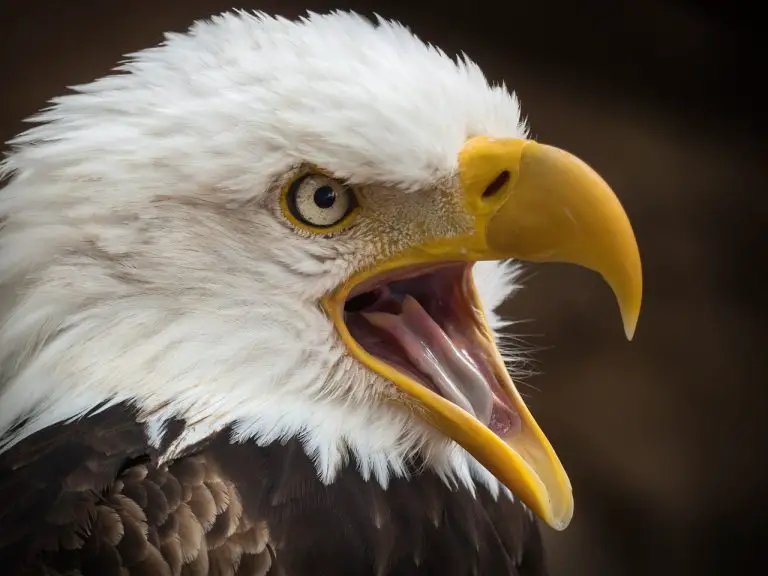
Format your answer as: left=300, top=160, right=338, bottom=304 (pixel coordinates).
left=343, top=263, right=521, bottom=439
left=320, top=136, right=642, bottom=530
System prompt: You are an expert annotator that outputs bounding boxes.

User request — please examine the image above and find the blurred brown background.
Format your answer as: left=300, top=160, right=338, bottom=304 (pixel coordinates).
left=1, top=1, right=764, bottom=574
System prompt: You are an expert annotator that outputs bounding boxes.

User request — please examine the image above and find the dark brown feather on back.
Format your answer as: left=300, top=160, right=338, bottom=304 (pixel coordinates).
left=0, top=404, right=547, bottom=576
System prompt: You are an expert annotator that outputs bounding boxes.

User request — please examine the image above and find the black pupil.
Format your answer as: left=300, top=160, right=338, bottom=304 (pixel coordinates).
left=313, top=185, right=336, bottom=209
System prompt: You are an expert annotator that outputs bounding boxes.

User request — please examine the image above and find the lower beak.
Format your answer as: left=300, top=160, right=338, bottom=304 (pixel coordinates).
left=323, top=137, right=642, bottom=530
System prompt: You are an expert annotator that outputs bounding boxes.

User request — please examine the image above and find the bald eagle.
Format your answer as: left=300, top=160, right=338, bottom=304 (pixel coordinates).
left=0, top=10, right=642, bottom=576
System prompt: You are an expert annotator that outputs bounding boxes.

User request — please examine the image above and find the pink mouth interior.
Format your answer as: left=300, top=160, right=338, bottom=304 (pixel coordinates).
left=344, top=263, right=521, bottom=438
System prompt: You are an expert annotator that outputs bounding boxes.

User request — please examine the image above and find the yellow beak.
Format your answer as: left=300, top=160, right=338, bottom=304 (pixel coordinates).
left=323, top=136, right=642, bottom=530
left=459, top=137, right=641, bottom=339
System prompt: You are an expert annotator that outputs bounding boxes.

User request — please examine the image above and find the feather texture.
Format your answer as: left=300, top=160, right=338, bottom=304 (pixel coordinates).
left=0, top=10, right=526, bottom=494
left=0, top=405, right=546, bottom=575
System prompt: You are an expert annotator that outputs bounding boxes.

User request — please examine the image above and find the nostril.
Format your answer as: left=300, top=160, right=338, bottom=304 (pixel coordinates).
left=482, top=170, right=510, bottom=200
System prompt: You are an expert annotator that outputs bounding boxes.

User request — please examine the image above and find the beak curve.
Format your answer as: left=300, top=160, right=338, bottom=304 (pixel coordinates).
left=461, top=137, right=642, bottom=339
left=322, top=137, right=642, bottom=531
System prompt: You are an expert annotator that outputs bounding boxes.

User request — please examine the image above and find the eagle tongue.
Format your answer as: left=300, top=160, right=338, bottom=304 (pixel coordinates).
left=362, top=295, right=493, bottom=425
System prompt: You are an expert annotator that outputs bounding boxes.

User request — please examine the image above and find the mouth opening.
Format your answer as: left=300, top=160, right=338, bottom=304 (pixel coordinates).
left=343, top=263, right=522, bottom=438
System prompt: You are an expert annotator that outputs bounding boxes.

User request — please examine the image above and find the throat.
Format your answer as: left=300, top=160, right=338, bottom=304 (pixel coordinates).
left=343, top=264, right=520, bottom=437
left=363, top=295, right=493, bottom=423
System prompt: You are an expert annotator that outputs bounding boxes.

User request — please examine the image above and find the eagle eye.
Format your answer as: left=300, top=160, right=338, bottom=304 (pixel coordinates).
left=282, top=172, right=359, bottom=233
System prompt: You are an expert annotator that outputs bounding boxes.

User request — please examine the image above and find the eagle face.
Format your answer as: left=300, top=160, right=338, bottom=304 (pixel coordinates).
left=0, top=11, right=641, bottom=531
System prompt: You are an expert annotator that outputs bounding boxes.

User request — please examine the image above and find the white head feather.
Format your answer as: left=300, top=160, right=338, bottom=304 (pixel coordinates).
left=0, top=11, right=527, bottom=496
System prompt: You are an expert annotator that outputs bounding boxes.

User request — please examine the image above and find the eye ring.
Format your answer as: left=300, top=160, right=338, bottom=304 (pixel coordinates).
left=281, top=171, right=360, bottom=234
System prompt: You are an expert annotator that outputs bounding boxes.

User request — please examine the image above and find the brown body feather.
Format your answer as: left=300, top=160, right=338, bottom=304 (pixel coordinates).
left=0, top=405, right=547, bottom=576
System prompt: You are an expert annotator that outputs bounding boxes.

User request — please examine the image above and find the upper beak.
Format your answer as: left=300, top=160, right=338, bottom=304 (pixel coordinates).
left=323, top=136, right=642, bottom=531
left=458, top=136, right=641, bottom=339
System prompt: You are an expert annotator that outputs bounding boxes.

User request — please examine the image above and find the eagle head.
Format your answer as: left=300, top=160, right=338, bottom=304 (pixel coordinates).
left=0, top=11, right=641, bottom=530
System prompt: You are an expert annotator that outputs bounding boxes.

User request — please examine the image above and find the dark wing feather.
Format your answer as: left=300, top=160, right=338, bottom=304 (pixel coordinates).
left=0, top=405, right=273, bottom=576
left=0, top=403, right=547, bottom=576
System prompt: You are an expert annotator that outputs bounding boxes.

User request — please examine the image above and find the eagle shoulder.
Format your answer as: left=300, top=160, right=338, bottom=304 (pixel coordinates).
left=0, top=404, right=546, bottom=576
left=0, top=405, right=273, bottom=576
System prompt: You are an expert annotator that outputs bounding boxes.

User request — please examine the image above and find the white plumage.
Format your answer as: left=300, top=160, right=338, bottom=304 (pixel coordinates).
left=0, top=11, right=526, bottom=498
